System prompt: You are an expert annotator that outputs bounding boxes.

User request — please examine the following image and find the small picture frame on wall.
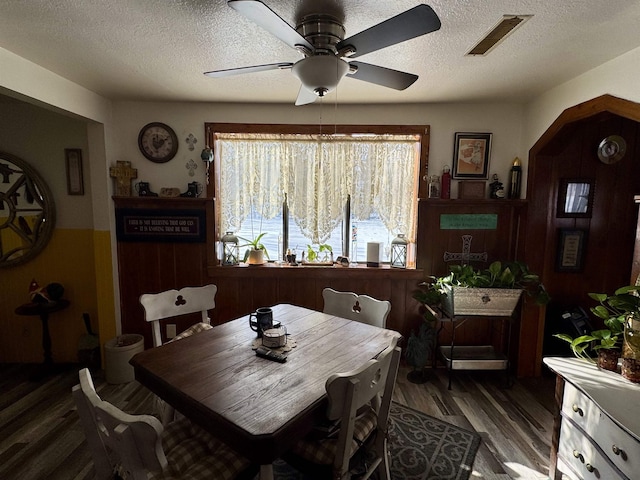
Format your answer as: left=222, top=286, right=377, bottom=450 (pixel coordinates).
left=557, top=178, right=594, bottom=218
left=452, top=132, right=492, bottom=179
left=556, top=228, right=587, bottom=272
left=65, top=148, right=84, bottom=195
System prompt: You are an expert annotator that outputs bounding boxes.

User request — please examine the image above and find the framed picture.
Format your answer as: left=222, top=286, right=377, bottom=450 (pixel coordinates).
left=458, top=181, right=486, bottom=199
left=556, top=228, right=587, bottom=272
left=452, top=132, right=492, bottom=179
left=65, top=148, right=84, bottom=195
left=557, top=178, right=594, bottom=218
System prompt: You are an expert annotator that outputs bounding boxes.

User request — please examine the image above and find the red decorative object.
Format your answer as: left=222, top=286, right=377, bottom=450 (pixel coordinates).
left=441, top=165, right=451, bottom=199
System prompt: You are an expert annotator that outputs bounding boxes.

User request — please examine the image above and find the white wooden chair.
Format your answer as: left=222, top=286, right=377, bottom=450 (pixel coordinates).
left=72, top=368, right=257, bottom=480
left=322, top=287, right=391, bottom=328
left=140, top=284, right=217, bottom=424
left=284, top=342, right=401, bottom=480
left=139, top=284, right=217, bottom=347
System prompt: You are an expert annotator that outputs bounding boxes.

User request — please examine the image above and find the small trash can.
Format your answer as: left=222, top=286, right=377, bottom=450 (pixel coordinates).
left=104, top=334, right=144, bottom=384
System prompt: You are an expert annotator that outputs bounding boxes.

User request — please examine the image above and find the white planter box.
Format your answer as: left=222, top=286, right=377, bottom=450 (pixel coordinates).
left=442, top=285, right=523, bottom=317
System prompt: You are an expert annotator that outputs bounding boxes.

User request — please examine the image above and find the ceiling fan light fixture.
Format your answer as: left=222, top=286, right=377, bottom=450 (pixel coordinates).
left=291, top=55, right=349, bottom=96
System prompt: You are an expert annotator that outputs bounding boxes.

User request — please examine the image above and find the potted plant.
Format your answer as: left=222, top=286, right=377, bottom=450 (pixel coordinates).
left=555, top=286, right=640, bottom=374
left=302, top=243, right=333, bottom=265
left=431, top=261, right=549, bottom=317
left=405, top=283, right=441, bottom=383
left=238, top=233, right=270, bottom=265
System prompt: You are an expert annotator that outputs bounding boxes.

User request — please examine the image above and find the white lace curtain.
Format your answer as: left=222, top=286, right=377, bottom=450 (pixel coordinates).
left=216, top=133, right=419, bottom=243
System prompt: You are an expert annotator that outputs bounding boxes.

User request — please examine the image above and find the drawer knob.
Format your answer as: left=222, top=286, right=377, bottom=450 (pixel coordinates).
left=612, top=444, right=627, bottom=459
left=573, top=450, right=584, bottom=463
left=585, top=463, right=594, bottom=473
left=572, top=404, right=584, bottom=416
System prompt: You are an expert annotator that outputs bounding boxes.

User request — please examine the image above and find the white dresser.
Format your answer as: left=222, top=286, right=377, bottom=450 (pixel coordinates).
left=544, top=357, right=640, bottom=480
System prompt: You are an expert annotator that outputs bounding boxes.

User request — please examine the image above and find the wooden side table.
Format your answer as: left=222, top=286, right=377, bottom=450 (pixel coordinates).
left=15, top=299, right=70, bottom=365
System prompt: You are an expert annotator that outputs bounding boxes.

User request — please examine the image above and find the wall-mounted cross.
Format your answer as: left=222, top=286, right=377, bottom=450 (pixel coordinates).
left=444, top=234, right=488, bottom=264
left=109, top=161, right=138, bottom=197
left=185, top=133, right=197, bottom=151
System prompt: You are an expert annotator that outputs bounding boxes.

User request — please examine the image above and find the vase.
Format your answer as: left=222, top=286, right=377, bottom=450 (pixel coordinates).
left=247, top=249, right=265, bottom=265
left=622, top=313, right=640, bottom=382
left=597, top=349, right=619, bottom=372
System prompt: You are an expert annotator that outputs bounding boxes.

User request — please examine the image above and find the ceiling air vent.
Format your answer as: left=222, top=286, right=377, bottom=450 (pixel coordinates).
left=467, top=15, right=532, bottom=56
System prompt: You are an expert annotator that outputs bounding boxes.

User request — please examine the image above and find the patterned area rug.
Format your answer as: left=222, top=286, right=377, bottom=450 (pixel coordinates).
left=272, top=402, right=481, bottom=480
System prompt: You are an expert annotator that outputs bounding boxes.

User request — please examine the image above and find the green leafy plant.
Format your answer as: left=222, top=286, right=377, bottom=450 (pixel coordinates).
left=238, top=233, right=270, bottom=262
left=305, top=244, right=333, bottom=263
left=554, top=285, right=640, bottom=360
left=405, top=283, right=441, bottom=381
left=430, top=261, right=550, bottom=305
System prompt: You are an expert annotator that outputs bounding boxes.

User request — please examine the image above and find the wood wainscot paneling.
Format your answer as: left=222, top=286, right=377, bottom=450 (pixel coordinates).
left=114, top=197, right=211, bottom=348
left=415, top=198, right=537, bottom=373
left=114, top=197, right=426, bottom=350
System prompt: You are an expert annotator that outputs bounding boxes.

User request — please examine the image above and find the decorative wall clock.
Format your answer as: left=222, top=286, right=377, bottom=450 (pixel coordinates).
left=138, top=122, right=178, bottom=163
left=597, top=135, right=626, bottom=164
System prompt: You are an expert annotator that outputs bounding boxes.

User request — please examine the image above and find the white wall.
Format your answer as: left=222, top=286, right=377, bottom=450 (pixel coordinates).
left=0, top=97, right=92, bottom=229
left=524, top=45, right=640, bottom=151
left=113, top=101, right=525, bottom=200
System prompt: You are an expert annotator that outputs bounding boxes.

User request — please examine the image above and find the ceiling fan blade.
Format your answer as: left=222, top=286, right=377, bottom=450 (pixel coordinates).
left=295, top=85, right=318, bottom=106
left=228, top=0, right=314, bottom=52
left=204, top=62, right=293, bottom=78
left=347, top=62, right=418, bottom=90
left=337, top=4, right=441, bottom=59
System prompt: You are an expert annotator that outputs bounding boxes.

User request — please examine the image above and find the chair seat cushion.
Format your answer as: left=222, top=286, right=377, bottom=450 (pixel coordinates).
left=290, top=406, right=378, bottom=465
left=168, top=322, right=213, bottom=343
left=150, top=418, right=253, bottom=480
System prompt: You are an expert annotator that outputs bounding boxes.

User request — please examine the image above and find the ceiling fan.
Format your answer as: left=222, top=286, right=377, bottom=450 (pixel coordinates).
left=204, top=1, right=441, bottom=105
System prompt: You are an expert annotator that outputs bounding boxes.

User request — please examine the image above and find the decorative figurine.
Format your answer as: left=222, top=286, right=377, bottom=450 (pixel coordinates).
left=134, top=181, right=158, bottom=197
left=489, top=174, right=505, bottom=199
left=508, top=157, right=522, bottom=199
left=180, top=181, right=203, bottom=198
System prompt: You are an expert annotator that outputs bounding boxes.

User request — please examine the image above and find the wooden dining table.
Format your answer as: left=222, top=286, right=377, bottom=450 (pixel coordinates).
left=130, top=303, right=401, bottom=478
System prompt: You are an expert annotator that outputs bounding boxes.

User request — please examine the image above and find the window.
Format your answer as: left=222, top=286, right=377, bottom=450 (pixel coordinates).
left=206, top=124, right=429, bottom=265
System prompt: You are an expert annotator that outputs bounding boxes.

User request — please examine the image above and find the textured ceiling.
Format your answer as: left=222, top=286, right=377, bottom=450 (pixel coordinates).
left=1, top=0, right=640, bottom=105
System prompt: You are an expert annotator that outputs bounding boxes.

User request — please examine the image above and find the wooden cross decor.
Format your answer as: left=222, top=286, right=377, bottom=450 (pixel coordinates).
left=443, top=234, right=488, bottom=264
left=109, top=161, right=138, bottom=197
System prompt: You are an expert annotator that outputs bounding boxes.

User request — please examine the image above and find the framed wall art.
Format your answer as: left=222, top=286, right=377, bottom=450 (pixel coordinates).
left=556, top=228, right=587, bottom=272
left=65, top=148, right=84, bottom=195
left=452, top=132, right=492, bottom=179
left=557, top=178, right=594, bottom=218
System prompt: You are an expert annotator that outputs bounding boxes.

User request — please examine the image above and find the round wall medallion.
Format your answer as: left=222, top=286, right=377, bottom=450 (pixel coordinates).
left=0, top=151, right=56, bottom=268
left=597, top=135, right=626, bottom=164
left=138, top=122, right=178, bottom=163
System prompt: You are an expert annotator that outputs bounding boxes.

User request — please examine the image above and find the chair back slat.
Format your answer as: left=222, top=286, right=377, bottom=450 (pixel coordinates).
left=73, top=368, right=166, bottom=479
left=322, top=288, right=391, bottom=328
left=140, top=284, right=217, bottom=347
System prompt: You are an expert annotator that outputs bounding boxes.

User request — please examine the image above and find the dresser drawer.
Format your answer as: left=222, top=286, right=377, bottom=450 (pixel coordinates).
left=558, top=419, right=625, bottom=480
left=562, top=382, right=640, bottom=478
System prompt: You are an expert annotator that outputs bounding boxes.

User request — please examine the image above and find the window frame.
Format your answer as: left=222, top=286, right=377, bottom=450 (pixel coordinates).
left=205, top=123, right=430, bottom=267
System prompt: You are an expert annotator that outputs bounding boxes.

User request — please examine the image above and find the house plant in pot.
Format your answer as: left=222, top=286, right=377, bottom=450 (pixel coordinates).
left=554, top=286, right=640, bottom=374
left=432, top=261, right=549, bottom=317
left=405, top=283, right=440, bottom=383
left=238, top=233, right=270, bottom=265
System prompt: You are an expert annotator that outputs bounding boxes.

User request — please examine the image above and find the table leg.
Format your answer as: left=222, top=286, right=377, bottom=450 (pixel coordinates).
left=259, top=464, right=274, bottom=480
left=40, top=313, right=53, bottom=365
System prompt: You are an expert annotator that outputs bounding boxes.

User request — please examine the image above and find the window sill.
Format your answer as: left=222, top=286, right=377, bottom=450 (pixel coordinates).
left=207, top=262, right=423, bottom=278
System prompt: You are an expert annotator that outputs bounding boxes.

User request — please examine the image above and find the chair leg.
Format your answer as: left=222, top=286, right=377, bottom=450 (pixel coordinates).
left=374, top=435, right=391, bottom=480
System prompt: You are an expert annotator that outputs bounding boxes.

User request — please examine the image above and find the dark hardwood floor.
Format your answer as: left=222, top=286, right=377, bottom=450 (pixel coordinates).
left=0, top=362, right=562, bottom=480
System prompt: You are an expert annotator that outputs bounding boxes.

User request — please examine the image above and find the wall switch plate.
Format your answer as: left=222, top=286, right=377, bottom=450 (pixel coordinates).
left=167, top=324, right=177, bottom=338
